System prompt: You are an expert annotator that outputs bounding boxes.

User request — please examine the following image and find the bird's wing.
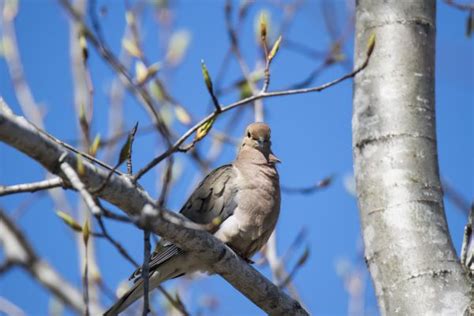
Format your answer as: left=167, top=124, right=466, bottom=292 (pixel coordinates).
left=180, top=164, right=237, bottom=225
left=129, top=164, right=237, bottom=282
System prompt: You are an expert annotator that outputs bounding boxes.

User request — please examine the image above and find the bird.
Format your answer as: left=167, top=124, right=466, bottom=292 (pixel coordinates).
left=104, top=122, right=281, bottom=315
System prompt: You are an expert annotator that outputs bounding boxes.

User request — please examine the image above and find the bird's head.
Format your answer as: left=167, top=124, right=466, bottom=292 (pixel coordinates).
left=239, top=122, right=280, bottom=164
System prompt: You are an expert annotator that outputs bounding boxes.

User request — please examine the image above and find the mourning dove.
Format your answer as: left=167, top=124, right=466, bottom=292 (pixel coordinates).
left=105, top=122, right=281, bottom=315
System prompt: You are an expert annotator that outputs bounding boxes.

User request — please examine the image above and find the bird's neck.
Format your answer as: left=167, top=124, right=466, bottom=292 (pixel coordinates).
left=235, top=150, right=279, bottom=184
left=235, top=149, right=279, bottom=184
left=236, top=147, right=271, bottom=165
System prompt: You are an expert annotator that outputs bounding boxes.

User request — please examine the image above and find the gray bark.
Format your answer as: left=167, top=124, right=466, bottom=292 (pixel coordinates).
left=353, top=1, right=470, bottom=315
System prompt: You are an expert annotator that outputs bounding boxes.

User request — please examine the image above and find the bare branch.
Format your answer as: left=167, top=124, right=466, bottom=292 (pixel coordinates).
left=0, top=209, right=103, bottom=314
left=224, top=0, right=265, bottom=121
left=201, top=60, right=222, bottom=112
left=0, top=178, right=65, bottom=197
left=95, top=215, right=139, bottom=267
left=101, top=207, right=132, bottom=223
left=83, top=226, right=91, bottom=316
left=444, top=0, right=474, bottom=11
left=278, top=246, right=310, bottom=289
left=58, top=0, right=172, bottom=145
left=59, top=155, right=102, bottom=216
left=443, top=180, right=472, bottom=216
left=281, top=175, right=334, bottom=195
left=0, top=1, right=44, bottom=128
left=133, top=51, right=372, bottom=180
left=264, top=232, right=305, bottom=305
left=142, top=230, right=151, bottom=316
left=0, top=296, right=26, bottom=316
left=157, top=157, right=174, bottom=207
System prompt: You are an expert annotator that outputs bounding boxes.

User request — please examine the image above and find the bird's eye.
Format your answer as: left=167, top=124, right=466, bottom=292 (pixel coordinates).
left=247, top=131, right=251, bottom=138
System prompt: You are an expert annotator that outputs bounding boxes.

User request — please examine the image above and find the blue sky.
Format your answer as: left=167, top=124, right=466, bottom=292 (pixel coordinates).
left=0, top=1, right=473, bottom=315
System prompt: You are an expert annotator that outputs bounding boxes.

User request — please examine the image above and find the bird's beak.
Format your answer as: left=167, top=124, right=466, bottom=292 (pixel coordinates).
left=257, top=136, right=265, bottom=149
left=269, top=153, right=281, bottom=164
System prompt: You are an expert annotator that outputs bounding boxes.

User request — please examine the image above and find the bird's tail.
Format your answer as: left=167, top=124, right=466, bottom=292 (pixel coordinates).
left=104, top=263, right=182, bottom=315
left=104, top=278, right=146, bottom=316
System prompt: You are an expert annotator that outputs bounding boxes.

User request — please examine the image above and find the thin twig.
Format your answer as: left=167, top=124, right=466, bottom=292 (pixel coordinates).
left=209, top=85, right=222, bottom=113
left=0, top=1, right=44, bottom=128
left=264, top=232, right=305, bottom=306
left=0, top=209, right=103, bottom=313
left=281, top=175, right=334, bottom=195
left=0, top=296, right=26, bottom=316
left=444, top=0, right=474, bottom=11
left=209, top=2, right=252, bottom=110
left=133, top=52, right=372, bottom=180
left=92, top=123, right=138, bottom=193
left=12, top=192, right=47, bottom=220
left=224, top=0, right=265, bottom=122
left=283, top=38, right=327, bottom=60
left=96, top=215, right=139, bottom=267
left=97, top=208, right=187, bottom=314
left=59, top=154, right=102, bottom=216
left=443, top=180, right=472, bottom=216
left=285, top=58, right=333, bottom=90
left=156, top=286, right=190, bottom=316
left=38, top=127, right=122, bottom=175
left=59, top=0, right=173, bottom=146
left=88, top=0, right=106, bottom=43
left=157, top=157, right=174, bottom=207
left=278, top=246, right=310, bottom=289
left=0, top=178, right=65, bottom=196
left=83, top=241, right=90, bottom=316
left=142, top=230, right=151, bottom=316
left=101, top=208, right=132, bottom=223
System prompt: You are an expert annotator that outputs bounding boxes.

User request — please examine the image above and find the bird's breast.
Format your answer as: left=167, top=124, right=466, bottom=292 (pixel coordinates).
left=214, top=164, right=280, bottom=258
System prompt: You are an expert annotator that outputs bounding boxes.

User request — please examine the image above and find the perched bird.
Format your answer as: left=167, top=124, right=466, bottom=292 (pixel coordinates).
left=105, top=122, right=281, bottom=315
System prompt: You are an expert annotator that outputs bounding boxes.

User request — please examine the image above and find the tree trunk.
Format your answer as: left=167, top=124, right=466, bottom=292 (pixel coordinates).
left=352, top=0, right=470, bottom=314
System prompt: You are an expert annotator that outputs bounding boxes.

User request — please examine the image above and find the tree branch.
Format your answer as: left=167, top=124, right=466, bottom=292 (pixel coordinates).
left=0, top=99, right=308, bottom=315
left=0, top=209, right=103, bottom=314
left=0, top=178, right=65, bottom=196
left=133, top=52, right=371, bottom=180
left=58, top=0, right=172, bottom=146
